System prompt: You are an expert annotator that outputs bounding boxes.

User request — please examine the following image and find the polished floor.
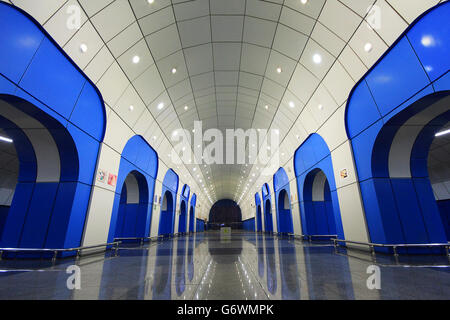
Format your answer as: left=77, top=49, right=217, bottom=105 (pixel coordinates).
left=0, top=231, right=449, bottom=300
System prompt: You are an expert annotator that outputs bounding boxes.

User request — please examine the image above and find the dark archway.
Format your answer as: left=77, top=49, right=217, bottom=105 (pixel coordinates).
left=178, top=200, right=187, bottom=234
left=209, top=199, right=242, bottom=229
left=256, top=205, right=263, bottom=232
left=264, top=199, right=273, bottom=233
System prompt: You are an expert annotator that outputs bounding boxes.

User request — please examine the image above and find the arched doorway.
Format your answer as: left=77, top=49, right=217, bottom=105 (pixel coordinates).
left=158, top=169, right=179, bottom=236
left=277, top=190, right=293, bottom=234
left=177, top=184, right=190, bottom=234
left=112, top=171, right=149, bottom=239
left=188, top=193, right=196, bottom=233
left=178, top=200, right=187, bottom=234
left=303, top=169, right=337, bottom=236
left=345, top=2, right=450, bottom=247
left=294, top=133, right=345, bottom=239
left=106, top=136, right=158, bottom=243
left=273, top=167, right=294, bottom=234
left=264, top=199, right=273, bottom=233
left=0, top=3, right=106, bottom=253
left=159, top=191, right=174, bottom=236
left=255, top=193, right=263, bottom=232
left=262, top=184, right=273, bottom=233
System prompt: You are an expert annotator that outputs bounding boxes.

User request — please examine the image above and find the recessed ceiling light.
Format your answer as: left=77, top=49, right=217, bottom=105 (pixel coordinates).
left=132, top=55, right=140, bottom=64
left=80, top=43, right=88, bottom=53
left=157, top=102, right=164, bottom=110
left=171, top=67, right=177, bottom=74
left=129, top=105, right=134, bottom=111
left=313, top=53, right=322, bottom=64
left=364, top=42, right=373, bottom=52
left=153, top=136, right=157, bottom=140
left=276, top=67, right=282, bottom=73
left=184, top=105, right=188, bottom=111
left=289, top=101, right=295, bottom=108
left=318, top=104, right=323, bottom=110
left=147, top=0, right=154, bottom=4
left=264, top=105, right=268, bottom=110
left=300, top=0, right=308, bottom=4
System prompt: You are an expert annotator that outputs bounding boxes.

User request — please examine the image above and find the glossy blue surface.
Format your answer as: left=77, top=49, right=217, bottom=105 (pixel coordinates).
left=159, top=169, right=179, bottom=236
left=0, top=3, right=105, bottom=251
left=294, top=134, right=344, bottom=239
left=273, top=168, right=294, bottom=234
left=345, top=2, right=450, bottom=245
left=108, top=136, right=157, bottom=242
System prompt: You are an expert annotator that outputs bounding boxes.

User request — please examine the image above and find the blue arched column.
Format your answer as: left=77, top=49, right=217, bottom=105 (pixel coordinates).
left=273, top=167, right=294, bottom=234
left=107, top=136, right=158, bottom=243
left=0, top=3, right=105, bottom=253
left=255, top=193, right=263, bottom=232
left=158, top=169, right=179, bottom=236
left=262, top=183, right=273, bottom=233
left=188, top=193, right=196, bottom=233
left=294, top=134, right=345, bottom=240
left=345, top=1, right=450, bottom=247
left=178, top=184, right=190, bottom=234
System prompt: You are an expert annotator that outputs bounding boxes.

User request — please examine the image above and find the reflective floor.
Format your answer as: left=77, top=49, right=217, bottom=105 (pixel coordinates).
left=0, top=231, right=449, bottom=300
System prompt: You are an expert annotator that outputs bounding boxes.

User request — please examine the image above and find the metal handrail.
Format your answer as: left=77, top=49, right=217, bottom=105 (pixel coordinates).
left=0, top=241, right=121, bottom=261
left=333, top=238, right=450, bottom=257
left=114, top=236, right=164, bottom=245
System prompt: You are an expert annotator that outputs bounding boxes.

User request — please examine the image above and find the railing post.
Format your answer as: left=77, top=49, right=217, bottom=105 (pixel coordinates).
left=52, top=251, right=58, bottom=263
left=370, top=245, right=375, bottom=256
left=115, top=243, right=119, bottom=256
left=446, top=245, right=449, bottom=260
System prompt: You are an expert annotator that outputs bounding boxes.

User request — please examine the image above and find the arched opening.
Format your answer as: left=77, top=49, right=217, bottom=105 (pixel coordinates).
left=188, top=206, right=194, bottom=233
left=112, top=171, right=149, bottom=239
left=273, top=167, right=294, bottom=234
left=264, top=199, right=273, bottom=233
left=302, top=169, right=338, bottom=236
left=294, top=133, right=345, bottom=240
left=178, top=200, right=187, bottom=234
left=159, top=191, right=174, bottom=236
left=208, top=199, right=242, bottom=229
left=277, top=189, right=293, bottom=234
left=0, top=2, right=106, bottom=253
left=353, top=93, right=450, bottom=246
left=256, top=205, right=262, bottom=232
left=0, top=95, right=91, bottom=253
left=344, top=2, right=450, bottom=249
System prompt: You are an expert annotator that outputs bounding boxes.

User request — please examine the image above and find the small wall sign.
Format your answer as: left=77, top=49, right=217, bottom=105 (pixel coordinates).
left=97, top=169, right=107, bottom=183
left=107, top=173, right=117, bottom=186
left=340, top=169, right=348, bottom=179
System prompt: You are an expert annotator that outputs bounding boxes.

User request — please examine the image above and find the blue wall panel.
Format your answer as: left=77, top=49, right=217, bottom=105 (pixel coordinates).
left=294, top=134, right=344, bottom=239
left=19, top=183, right=59, bottom=248
left=0, top=3, right=106, bottom=251
left=345, top=2, right=449, bottom=246
left=273, top=168, right=294, bottom=234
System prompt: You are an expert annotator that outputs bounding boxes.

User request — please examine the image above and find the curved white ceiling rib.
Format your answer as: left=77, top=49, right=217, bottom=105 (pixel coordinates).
left=3, top=0, right=444, bottom=207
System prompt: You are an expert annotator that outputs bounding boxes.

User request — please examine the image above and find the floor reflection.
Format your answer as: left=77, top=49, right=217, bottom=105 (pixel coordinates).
left=0, top=231, right=448, bottom=300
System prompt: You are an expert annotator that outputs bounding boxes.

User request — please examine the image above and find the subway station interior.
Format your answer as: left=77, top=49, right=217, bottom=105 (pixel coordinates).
left=0, top=0, right=449, bottom=301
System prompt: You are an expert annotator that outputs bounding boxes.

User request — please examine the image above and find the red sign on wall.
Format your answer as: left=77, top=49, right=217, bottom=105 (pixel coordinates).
left=108, top=173, right=117, bottom=187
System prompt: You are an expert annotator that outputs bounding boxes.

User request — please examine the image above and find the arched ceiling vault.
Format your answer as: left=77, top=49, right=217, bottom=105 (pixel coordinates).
left=3, top=0, right=444, bottom=207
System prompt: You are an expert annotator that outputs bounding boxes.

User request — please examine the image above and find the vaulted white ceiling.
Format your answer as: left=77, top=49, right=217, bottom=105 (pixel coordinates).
left=3, top=0, right=444, bottom=206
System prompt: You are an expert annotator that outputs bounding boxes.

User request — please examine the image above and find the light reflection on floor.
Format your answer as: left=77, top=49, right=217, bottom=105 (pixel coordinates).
left=0, top=231, right=448, bottom=300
